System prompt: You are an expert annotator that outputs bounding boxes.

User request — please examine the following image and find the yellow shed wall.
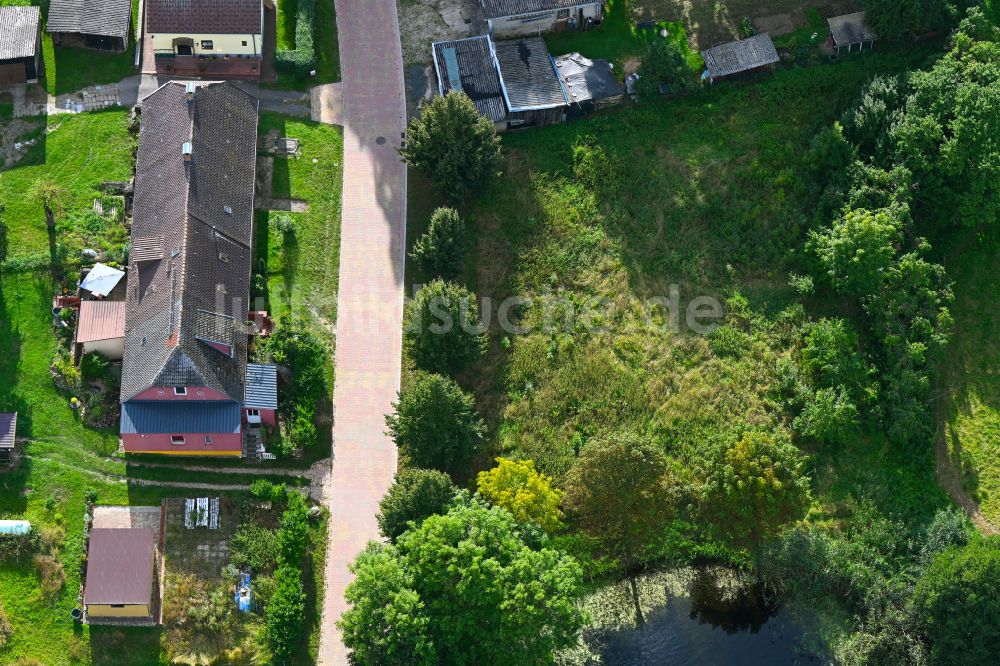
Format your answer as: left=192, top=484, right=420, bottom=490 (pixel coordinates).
left=86, top=603, right=150, bottom=618
left=150, top=33, right=262, bottom=56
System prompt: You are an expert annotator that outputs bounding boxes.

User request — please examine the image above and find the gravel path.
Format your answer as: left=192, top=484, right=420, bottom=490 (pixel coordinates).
left=317, top=0, right=408, bottom=662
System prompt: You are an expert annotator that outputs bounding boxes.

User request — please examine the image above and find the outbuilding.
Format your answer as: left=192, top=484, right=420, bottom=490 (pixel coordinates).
left=0, top=413, right=16, bottom=465
left=46, top=0, right=133, bottom=52
left=76, top=300, right=127, bottom=361
left=0, top=6, right=42, bottom=84
left=553, top=52, right=623, bottom=116
left=827, top=12, right=878, bottom=55
left=494, top=37, right=569, bottom=128
left=482, top=0, right=604, bottom=38
left=84, top=528, right=157, bottom=620
left=432, top=35, right=509, bottom=131
left=701, top=33, right=779, bottom=84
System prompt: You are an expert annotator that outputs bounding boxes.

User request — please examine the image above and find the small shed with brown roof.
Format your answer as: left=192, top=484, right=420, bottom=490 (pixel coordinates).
left=84, top=527, right=156, bottom=619
left=76, top=300, right=127, bottom=360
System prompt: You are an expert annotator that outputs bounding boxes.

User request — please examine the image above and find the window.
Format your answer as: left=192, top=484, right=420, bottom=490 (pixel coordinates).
left=247, top=409, right=260, bottom=417
left=201, top=40, right=214, bottom=50
left=174, top=387, right=187, bottom=396
left=204, top=436, right=213, bottom=445
left=171, top=435, right=185, bottom=445
left=242, top=40, right=248, bottom=46
left=110, top=604, right=126, bottom=608
left=557, top=9, right=571, bottom=18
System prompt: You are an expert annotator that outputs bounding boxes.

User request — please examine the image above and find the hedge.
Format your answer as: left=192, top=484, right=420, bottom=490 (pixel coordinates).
left=274, top=0, right=316, bottom=80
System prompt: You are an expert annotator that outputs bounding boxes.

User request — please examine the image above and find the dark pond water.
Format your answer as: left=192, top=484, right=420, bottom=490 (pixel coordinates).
left=601, top=591, right=813, bottom=665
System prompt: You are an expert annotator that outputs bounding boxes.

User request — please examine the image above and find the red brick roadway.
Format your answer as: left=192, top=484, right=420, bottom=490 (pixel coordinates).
left=317, top=0, right=407, bottom=663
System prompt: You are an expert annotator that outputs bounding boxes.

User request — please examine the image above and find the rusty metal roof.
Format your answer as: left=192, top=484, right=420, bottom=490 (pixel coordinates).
left=84, top=528, right=155, bottom=606
left=77, top=300, right=127, bottom=343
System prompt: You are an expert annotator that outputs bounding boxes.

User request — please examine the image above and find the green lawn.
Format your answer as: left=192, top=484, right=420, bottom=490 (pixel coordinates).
left=940, top=230, right=1000, bottom=525
left=269, top=0, right=341, bottom=90
left=256, top=113, right=343, bottom=327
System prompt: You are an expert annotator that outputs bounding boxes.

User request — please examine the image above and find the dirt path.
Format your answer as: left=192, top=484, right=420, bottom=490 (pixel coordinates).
left=120, top=457, right=332, bottom=500
left=317, top=0, right=408, bottom=662
left=27, top=453, right=252, bottom=491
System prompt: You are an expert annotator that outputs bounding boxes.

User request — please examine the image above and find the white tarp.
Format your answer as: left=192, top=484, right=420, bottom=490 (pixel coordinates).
left=80, top=263, right=125, bottom=297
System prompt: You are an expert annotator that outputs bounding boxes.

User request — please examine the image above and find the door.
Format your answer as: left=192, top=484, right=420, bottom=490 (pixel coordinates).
left=0, top=62, right=26, bottom=84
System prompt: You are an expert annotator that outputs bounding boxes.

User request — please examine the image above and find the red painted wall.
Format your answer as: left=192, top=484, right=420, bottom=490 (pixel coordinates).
left=132, top=386, right=232, bottom=401
left=122, top=433, right=243, bottom=454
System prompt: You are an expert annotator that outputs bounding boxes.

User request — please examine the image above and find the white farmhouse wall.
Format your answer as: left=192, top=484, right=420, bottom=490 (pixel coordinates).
left=150, top=33, right=263, bottom=57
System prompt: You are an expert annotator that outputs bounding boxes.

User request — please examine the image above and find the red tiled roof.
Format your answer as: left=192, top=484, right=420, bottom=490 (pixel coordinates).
left=146, top=0, right=262, bottom=35
left=77, top=300, right=126, bottom=343
left=84, top=528, right=155, bottom=606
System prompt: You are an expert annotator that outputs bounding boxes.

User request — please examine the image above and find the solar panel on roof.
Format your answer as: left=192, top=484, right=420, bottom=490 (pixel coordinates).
left=443, top=46, right=463, bottom=93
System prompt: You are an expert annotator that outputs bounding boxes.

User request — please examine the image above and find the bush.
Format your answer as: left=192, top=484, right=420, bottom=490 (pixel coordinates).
left=230, top=524, right=280, bottom=572
left=914, top=536, right=1000, bottom=665
left=403, top=280, right=488, bottom=375
left=0, top=602, right=12, bottom=648
left=278, top=491, right=310, bottom=565
left=476, top=458, right=563, bottom=532
left=410, top=207, right=468, bottom=280
left=0, top=532, right=39, bottom=563
left=271, top=212, right=295, bottom=237
left=377, top=468, right=458, bottom=541
left=250, top=479, right=288, bottom=504
left=401, top=92, right=502, bottom=200
left=33, top=554, right=65, bottom=599
left=636, top=38, right=692, bottom=97
left=288, top=403, right=318, bottom=450
left=79, top=352, right=111, bottom=383
left=385, top=371, right=485, bottom=473
left=274, top=0, right=315, bottom=80
left=266, top=564, right=306, bottom=664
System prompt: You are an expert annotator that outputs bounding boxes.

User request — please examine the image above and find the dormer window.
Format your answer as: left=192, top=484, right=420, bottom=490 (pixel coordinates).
left=174, top=387, right=187, bottom=396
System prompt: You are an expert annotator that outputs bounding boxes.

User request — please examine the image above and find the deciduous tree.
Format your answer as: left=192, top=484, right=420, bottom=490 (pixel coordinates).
left=377, top=468, right=458, bottom=541
left=477, top=458, right=563, bottom=532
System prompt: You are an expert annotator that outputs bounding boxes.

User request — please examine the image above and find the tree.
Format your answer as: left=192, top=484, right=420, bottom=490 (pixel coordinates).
left=841, top=75, right=907, bottom=160
left=793, top=386, right=860, bottom=444
left=411, top=207, right=469, bottom=280
left=809, top=206, right=904, bottom=296
left=699, top=430, right=811, bottom=545
left=401, top=91, right=502, bottom=200
left=860, top=0, right=958, bottom=39
left=266, top=564, right=306, bottom=664
left=562, top=433, right=673, bottom=568
left=914, top=536, right=1000, bottom=666
left=339, top=501, right=585, bottom=665
left=636, top=38, right=691, bottom=97
left=805, top=122, right=858, bottom=188
left=385, top=371, right=485, bottom=473
left=477, top=458, right=563, bottom=532
left=403, top=280, right=488, bottom=375
left=377, top=468, right=458, bottom=541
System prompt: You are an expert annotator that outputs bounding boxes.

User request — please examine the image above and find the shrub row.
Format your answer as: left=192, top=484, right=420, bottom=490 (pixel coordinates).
left=274, top=0, right=316, bottom=81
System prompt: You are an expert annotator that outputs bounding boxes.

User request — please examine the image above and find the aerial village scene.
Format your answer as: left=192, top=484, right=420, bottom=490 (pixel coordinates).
left=1, top=0, right=999, bottom=664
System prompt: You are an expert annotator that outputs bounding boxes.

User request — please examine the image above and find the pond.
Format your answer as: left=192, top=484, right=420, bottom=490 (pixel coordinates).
left=560, top=567, right=816, bottom=665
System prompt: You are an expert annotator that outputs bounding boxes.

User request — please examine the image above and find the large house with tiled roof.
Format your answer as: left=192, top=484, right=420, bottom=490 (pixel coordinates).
left=146, top=0, right=268, bottom=79
left=119, top=81, right=276, bottom=456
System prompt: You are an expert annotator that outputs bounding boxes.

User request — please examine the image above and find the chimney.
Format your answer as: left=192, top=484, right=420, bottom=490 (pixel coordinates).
left=185, top=81, right=196, bottom=102
left=182, top=142, right=193, bottom=161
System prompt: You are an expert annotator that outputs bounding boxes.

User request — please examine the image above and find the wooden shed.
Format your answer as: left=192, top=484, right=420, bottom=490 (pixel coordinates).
left=701, top=33, right=779, bottom=84
left=827, top=12, right=878, bottom=55
left=0, top=6, right=42, bottom=84
left=84, top=528, right=157, bottom=620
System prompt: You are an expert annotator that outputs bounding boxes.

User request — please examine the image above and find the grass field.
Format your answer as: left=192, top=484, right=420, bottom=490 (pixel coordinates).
left=429, top=45, right=950, bottom=535
left=939, top=229, right=1000, bottom=525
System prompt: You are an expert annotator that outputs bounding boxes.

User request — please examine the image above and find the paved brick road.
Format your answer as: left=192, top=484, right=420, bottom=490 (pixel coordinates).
left=318, top=0, right=407, bottom=664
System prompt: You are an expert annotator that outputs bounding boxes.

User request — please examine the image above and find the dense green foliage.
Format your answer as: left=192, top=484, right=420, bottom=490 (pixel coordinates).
left=636, top=38, right=692, bottom=97
left=699, top=430, right=811, bottom=546
left=860, top=0, right=968, bottom=38
left=401, top=92, right=503, bottom=200
left=403, top=280, right=488, bottom=375
left=477, top=458, right=563, bottom=532
left=266, top=564, right=307, bottom=664
left=563, top=433, right=673, bottom=568
left=377, top=468, right=458, bottom=541
left=386, top=371, right=485, bottom=473
left=274, top=0, right=316, bottom=80
left=410, top=207, right=469, bottom=280
left=340, top=500, right=585, bottom=665
left=913, top=536, right=1000, bottom=665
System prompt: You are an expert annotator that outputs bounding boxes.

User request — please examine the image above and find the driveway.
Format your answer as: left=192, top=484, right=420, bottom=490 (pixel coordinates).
left=317, top=0, right=407, bottom=662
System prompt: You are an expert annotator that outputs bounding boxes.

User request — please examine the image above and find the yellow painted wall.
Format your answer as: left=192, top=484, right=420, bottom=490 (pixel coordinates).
left=153, top=449, right=243, bottom=456
left=150, top=33, right=262, bottom=57
left=86, top=603, right=150, bottom=618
